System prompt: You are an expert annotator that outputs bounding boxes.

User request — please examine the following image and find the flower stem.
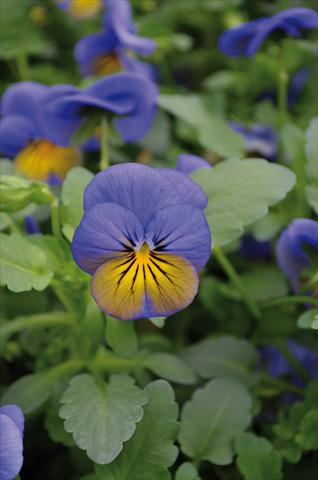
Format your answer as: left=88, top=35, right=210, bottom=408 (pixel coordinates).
left=261, top=372, right=304, bottom=396
left=260, top=295, right=318, bottom=308
left=15, top=52, right=30, bottom=81
left=50, top=198, right=62, bottom=240
left=100, top=117, right=109, bottom=171
left=275, top=338, right=311, bottom=382
left=214, top=246, right=261, bottom=320
left=277, top=48, right=289, bottom=162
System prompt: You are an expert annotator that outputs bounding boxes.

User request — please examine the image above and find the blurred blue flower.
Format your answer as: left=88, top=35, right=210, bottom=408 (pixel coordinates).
left=176, top=153, right=212, bottom=175
left=0, top=404, right=24, bottom=480
left=241, top=234, right=271, bottom=260
left=56, top=0, right=102, bottom=19
left=218, top=7, right=318, bottom=57
left=261, top=339, right=318, bottom=388
left=44, top=73, right=158, bottom=145
left=75, top=0, right=156, bottom=79
left=229, top=122, right=278, bottom=161
left=0, top=82, right=80, bottom=182
left=260, top=67, right=310, bottom=107
left=24, top=215, right=41, bottom=235
left=72, top=163, right=211, bottom=320
left=276, top=219, right=318, bottom=293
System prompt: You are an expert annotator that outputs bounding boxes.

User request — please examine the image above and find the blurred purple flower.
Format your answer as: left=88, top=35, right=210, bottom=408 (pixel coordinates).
left=176, top=154, right=212, bottom=175
left=43, top=73, right=158, bottom=145
left=229, top=122, right=278, bottom=161
left=24, top=215, right=41, bottom=235
left=219, top=8, right=318, bottom=57
left=260, top=67, right=310, bottom=107
left=0, top=404, right=24, bottom=480
left=276, top=218, right=318, bottom=293
left=241, top=234, right=271, bottom=260
left=56, top=0, right=102, bottom=19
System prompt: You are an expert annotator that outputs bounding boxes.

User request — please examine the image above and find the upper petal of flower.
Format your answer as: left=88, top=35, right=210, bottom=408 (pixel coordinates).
left=72, top=202, right=144, bottom=274
left=0, top=115, right=37, bottom=158
left=0, top=81, right=49, bottom=121
left=274, top=7, right=318, bottom=30
left=83, top=163, right=181, bottom=227
left=176, top=153, right=212, bottom=175
left=74, top=30, right=118, bottom=76
left=145, top=204, right=212, bottom=272
left=276, top=218, right=318, bottom=292
left=0, top=413, right=23, bottom=480
left=0, top=405, right=24, bottom=437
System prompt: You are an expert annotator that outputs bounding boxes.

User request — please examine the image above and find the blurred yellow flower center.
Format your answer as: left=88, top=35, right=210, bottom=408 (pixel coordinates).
left=93, top=53, right=123, bottom=76
left=68, top=0, right=102, bottom=19
left=14, top=140, right=80, bottom=182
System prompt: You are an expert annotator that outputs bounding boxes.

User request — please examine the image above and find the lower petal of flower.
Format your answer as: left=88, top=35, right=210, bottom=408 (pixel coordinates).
left=14, top=140, right=81, bottom=182
left=91, top=243, right=198, bottom=320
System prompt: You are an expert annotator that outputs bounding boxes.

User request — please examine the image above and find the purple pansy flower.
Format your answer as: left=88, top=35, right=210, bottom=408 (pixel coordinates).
left=0, top=82, right=80, bottom=182
left=72, top=163, right=211, bottom=320
left=43, top=73, right=158, bottom=145
left=276, top=218, right=318, bottom=293
left=0, top=404, right=24, bottom=480
left=75, top=0, right=156, bottom=79
left=229, top=122, right=278, bottom=161
left=176, top=153, right=212, bottom=175
left=218, top=7, right=318, bottom=57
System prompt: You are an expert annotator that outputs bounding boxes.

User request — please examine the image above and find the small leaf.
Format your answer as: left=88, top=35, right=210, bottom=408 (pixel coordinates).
left=297, top=308, right=318, bottom=329
left=239, top=266, right=288, bottom=301
left=60, top=167, right=93, bottom=241
left=1, top=372, right=52, bottom=413
left=95, top=380, right=179, bottom=480
left=59, top=374, right=147, bottom=464
left=235, top=432, right=283, bottom=480
left=0, top=233, right=53, bottom=292
left=145, top=353, right=197, bottom=385
left=179, top=378, right=252, bottom=465
left=193, top=158, right=296, bottom=247
left=175, top=462, right=201, bottom=480
left=296, top=410, right=318, bottom=451
left=149, top=316, right=166, bottom=328
left=158, top=94, right=244, bottom=158
left=182, top=336, right=259, bottom=385
left=105, top=316, right=138, bottom=358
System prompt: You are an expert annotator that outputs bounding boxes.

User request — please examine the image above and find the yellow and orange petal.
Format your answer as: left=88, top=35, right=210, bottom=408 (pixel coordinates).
left=91, top=242, right=198, bottom=320
left=67, top=0, right=102, bottom=19
left=14, top=140, right=81, bottom=182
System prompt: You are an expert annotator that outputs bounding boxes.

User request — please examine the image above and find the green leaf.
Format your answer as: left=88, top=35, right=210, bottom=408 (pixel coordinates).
left=95, top=380, right=179, bottom=480
left=44, top=407, right=74, bottom=447
left=158, top=94, right=244, bottom=157
left=182, top=336, right=259, bottom=386
left=61, top=167, right=94, bottom=241
left=105, top=316, right=138, bottom=358
left=297, top=308, right=318, bottom=329
left=193, top=158, right=296, bottom=247
left=145, top=353, right=197, bottom=385
left=59, top=374, right=147, bottom=464
left=305, top=117, right=318, bottom=213
left=239, top=266, right=288, bottom=301
left=235, top=433, right=283, bottom=480
left=175, top=463, right=200, bottom=480
left=179, top=378, right=252, bottom=465
left=0, top=233, right=53, bottom=292
left=296, top=410, right=318, bottom=451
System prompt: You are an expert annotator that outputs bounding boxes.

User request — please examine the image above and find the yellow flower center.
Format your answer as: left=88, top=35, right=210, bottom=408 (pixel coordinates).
left=67, top=0, right=102, bottom=19
left=14, top=140, right=81, bottom=182
left=92, top=53, right=123, bottom=76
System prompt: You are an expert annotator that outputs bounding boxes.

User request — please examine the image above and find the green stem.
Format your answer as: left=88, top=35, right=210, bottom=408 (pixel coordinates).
left=15, top=52, right=30, bottom=81
left=277, top=48, right=288, bottom=162
left=261, top=372, right=304, bottom=396
left=260, top=295, right=318, bottom=308
left=52, top=281, right=77, bottom=313
left=0, top=313, right=74, bottom=342
left=99, top=117, right=109, bottom=171
left=93, top=348, right=145, bottom=371
left=50, top=199, right=62, bottom=240
left=275, top=338, right=311, bottom=382
left=214, top=246, right=261, bottom=320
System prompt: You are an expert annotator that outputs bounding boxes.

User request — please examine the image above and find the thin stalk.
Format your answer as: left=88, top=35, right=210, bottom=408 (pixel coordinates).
left=0, top=313, right=74, bottom=341
left=99, top=117, right=109, bottom=171
left=277, top=48, right=289, bottom=162
left=260, top=295, right=318, bottom=308
left=50, top=198, right=62, bottom=240
left=261, top=372, right=304, bottom=396
left=214, top=246, right=261, bottom=320
left=15, top=52, right=30, bottom=81
left=275, top=338, right=311, bottom=382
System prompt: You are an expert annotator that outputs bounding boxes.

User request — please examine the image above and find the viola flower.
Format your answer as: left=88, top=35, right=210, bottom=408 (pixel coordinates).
left=72, top=163, right=211, bottom=320
left=276, top=219, right=318, bottom=293
left=229, top=122, right=277, bottom=161
left=0, top=82, right=81, bottom=183
left=218, top=7, right=318, bottom=57
left=0, top=404, right=24, bottom=480
left=43, top=73, right=158, bottom=145
left=75, top=0, right=156, bottom=78
left=176, top=153, right=212, bottom=175
left=56, top=0, right=102, bottom=19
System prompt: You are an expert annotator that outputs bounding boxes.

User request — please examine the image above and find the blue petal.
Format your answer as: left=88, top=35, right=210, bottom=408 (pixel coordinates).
left=229, top=122, right=277, bottom=160
left=276, top=219, right=318, bottom=292
left=176, top=154, right=211, bottom=175
left=274, top=7, right=318, bottom=30
left=0, top=81, right=49, bottom=122
left=0, top=405, right=24, bottom=436
left=157, top=168, right=208, bottom=209
left=75, top=30, right=117, bottom=76
left=72, top=202, right=144, bottom=274
left=121, top=55, right=158, bottom=83
left=218, top=18, right=269, bottom=57
left=0, top=414, right=23, bottom=480
left=0, top=115, right=36, bottom=157
left=145, top=204, right=212, bottom=272
left=83, top=163, right=181, bottom=227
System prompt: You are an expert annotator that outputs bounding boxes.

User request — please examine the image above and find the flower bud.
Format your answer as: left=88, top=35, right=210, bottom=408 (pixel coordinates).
left=0, top=175, right=54, bottom=213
